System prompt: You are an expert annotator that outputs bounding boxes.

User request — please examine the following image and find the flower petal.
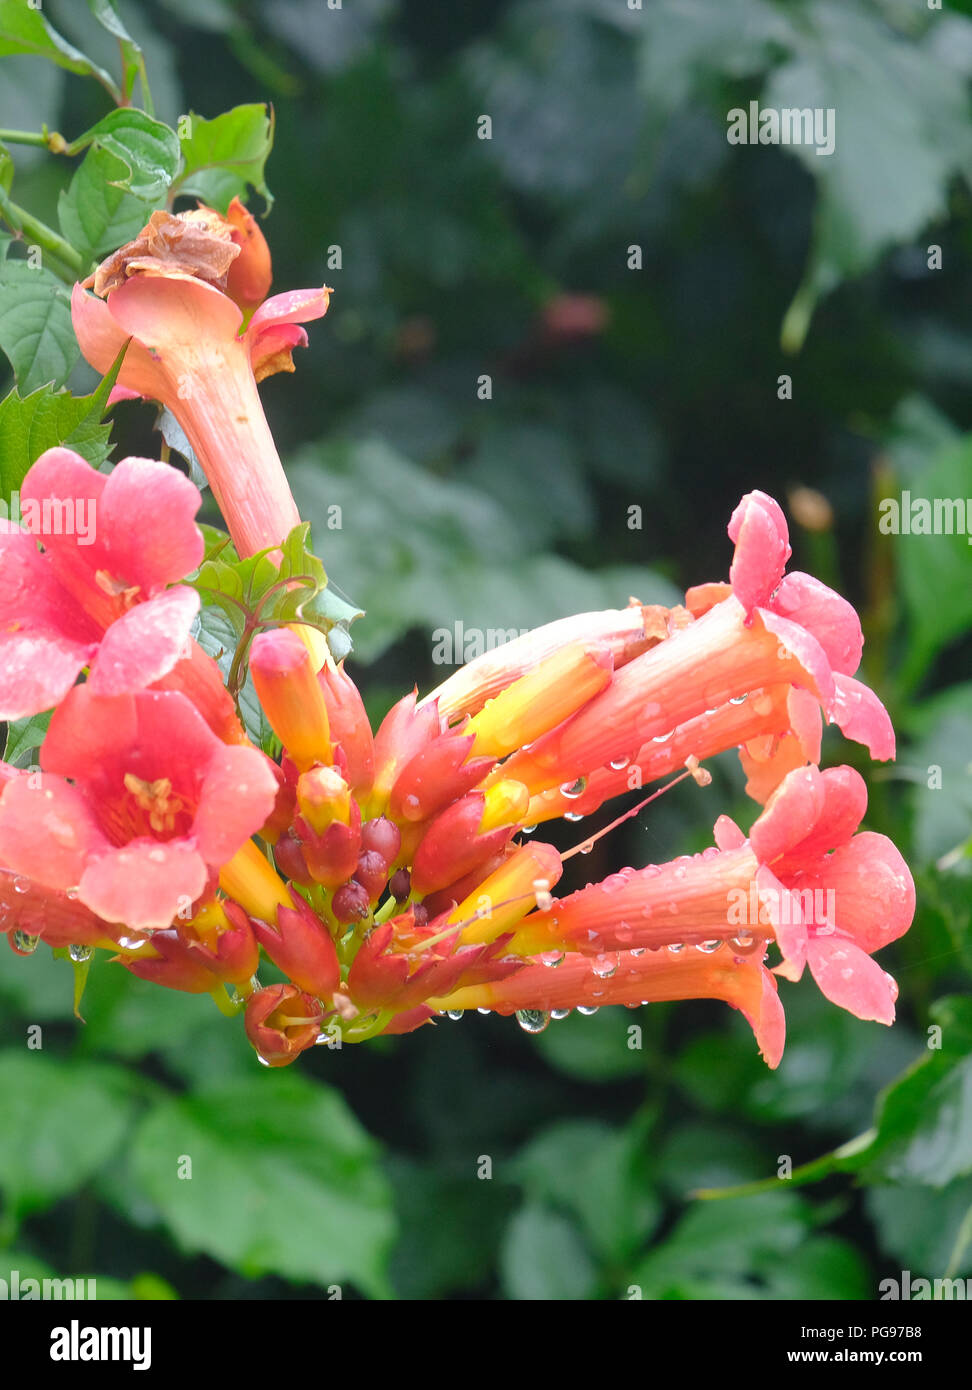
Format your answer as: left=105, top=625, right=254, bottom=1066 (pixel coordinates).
left=770, top=572, right=863, bottom=676
left=86, top=587, right=199, bottom=696
left=728, top=491, right=791, bottom=615
left=79, top=837, right=208, bottom=930
left=831, top=672, right=896, bottom=760
left=806, top=936, right=897, bottom=1024
left=0, top=775, right=108, bottom=890
left=192, top=744, right=279, bottom=863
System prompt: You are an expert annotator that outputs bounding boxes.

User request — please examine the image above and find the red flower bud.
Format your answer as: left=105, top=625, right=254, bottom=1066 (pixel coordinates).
left=245, top=983, right=323, bottom=1065
left=360, top=815, right=401, bottom=862
left=332, top=880, right=371, bottom=924
left=299, top=797, right=362, bottom=887
left=355, top=849, right=389, bottom=902
left=248, top=896, right=340, bottom=1000
left=388, top=732, right=493, bottom=823
left=319, top=662, right=375, bottom=794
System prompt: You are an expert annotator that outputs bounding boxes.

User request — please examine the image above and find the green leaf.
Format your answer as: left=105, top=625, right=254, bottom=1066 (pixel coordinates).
left=535, top=1003, right=648, bottom=1081
left=1, top=709, right=51, bottom=766
left=58, top=145, right=158, bottom=262
left=0, top=373, right=119, bottom=503
left=860, top=997, right=972, bottom=1188
left=85, top=0, right=149, bottom=110
left=891, top=436, right=972, bottom=687
left=0, top=0, right=118, bottom=96
left=906, top=685, right=972, bottom=865
left=629, top=1191, right=868, bottom=1299
left=0, top=1050, right=136, bottom=1230
left=499, top=1203, right=598, bottom=1300
left=174, top=105, right=275, bottom=212
left=513, top=1118, right=661, bottom=1263
left=0, top=256, right=77, bottom=391
left=128, top=1073, right=395, bottom=1296
left=68, top=109, right=180, bottom=203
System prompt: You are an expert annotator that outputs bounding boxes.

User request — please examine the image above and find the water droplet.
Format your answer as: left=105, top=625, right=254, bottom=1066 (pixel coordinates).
left=696, top=939, right=723, bottom=954
left=576, top=1004, right=599, bottom=1016
left=729, top=694, right=748, bottom=705
left=592, top=953, right=618, bottom=979
left=477, top=1007, right=492, bottom=1015
left=578, top=839, right=594, bottom=854
left=515, top=1008, right=550, bottom=1034
left=652, top=729, right=676, bottom=743
left=560, top=778, right=587, bottom=800
left=667, top=942, right=685, bottom=954
left=69, top=943, right=93, bottom=964
left=539, top=950, right=565, bottom=968
left=563, top=811, right=584, bottom=823
left=521, top=824, right=537, bottom=835
left=730, top=929, right=754, bottom=949
left=447, top=1009, right=463, bottom=1021
left=13, top=876, right=29, bottom=895
left=256, top=1054, right=271, bottom=1067
left=631, top=947, right=646, bottom=957
left=66, top=888, right=79, bottom=901
left=12, top=930, right=39, bottom=954
left=608, top=756, right=630, bottom=771
left=550, top=1008, right=571, bottom=1021
left=117, top=933, right=149, bottom=951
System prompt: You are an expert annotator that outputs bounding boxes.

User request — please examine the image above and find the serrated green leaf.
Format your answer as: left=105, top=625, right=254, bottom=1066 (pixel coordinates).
left=0, top=346, right=125, bottom=501
left=0, top=256, right=78, bottom=391
left=174, top=104, right=274, bottom=212
left=128, top=1074, right=395, bottom=1296
left=2, top=708, right=51, bottom=766
left=58, top=144, right=157, bottom=262
left=68, top=109, right=180, bottom=202
left=0, top=0, right=118, bottom=96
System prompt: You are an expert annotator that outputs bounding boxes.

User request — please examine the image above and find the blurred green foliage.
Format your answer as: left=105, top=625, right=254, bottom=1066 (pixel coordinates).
left=0, top=0, right=970, bottom=1300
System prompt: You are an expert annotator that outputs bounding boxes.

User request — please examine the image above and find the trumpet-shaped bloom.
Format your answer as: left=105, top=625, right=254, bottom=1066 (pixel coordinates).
left=0, top=449, right=203, bottom=720
left=0, top=686, right=277, bottom=929
left=72, top=206, right=330, bottom=557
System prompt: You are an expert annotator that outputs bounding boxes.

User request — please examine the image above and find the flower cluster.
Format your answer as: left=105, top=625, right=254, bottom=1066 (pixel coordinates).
left=0, top=202, right=914, bottom=1068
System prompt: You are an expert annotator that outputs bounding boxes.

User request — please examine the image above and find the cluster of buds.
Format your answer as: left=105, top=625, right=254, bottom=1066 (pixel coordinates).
left=0, top=200, right=915, bottom=1068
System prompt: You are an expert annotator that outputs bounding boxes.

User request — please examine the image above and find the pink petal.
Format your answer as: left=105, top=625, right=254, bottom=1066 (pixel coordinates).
left=806, top=936, right=896, bottom=1024
left=0, top=775, right=108, bottom=889
left=247, top=322, right=307, bottom=378
left=776, top=765, right=867, bottom=867
left=770, top=573, right=863, bottom=676
left=0, top=631, right=93, bottom=721
left=192, top=744, right=279, bottom=863
left=107, top=272, right=242, bottom=350
left=42, top=686, right=139, bottom=782
left=786, top=686, right=823, bottom=762
left=246, top=287, right=330, bottom=336
left=0, top=520, right=99, bottom=639
left=79, top=837, right=208, bottom=930
left=750, top=764, right=825, bottom=864
left=727, top=491, right=791, bottom=615
left=756, top=607, right=835, bottom=711
left=713, top=813, right=746, bottom=850
left=746, top=967, right=786, bottom=1069
left=831, top=673, right=896, bottom=760
left=96, top=457, right=203, bottom=592
left=799, top=831, right=915, bottom=954
left=86, top=587, right=199, bottom=696
left=756, top=862, right=807, bottom=978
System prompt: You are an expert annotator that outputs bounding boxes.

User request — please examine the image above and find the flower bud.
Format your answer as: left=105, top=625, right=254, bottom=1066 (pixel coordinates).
left=248, top=896, right=340, bottom=1000
left=297, top=766, right=351, bottom=836
left=245, top=983, right=323, bottom=1065
left=332, top=880, right=371, bottom=924
left=319, top=662, right=375, bottom=793
left=250, top=628, right=331, bottom=770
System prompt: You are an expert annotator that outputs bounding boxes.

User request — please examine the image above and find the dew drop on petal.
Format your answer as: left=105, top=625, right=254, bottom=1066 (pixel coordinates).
left=12, top=930, right=39, bottom=954
left=515, top=1008, right=551, bottom=1034
left=69, top=943, right=93, bottom=964
left=560, top=778, right=587, bottom=800
left=576, top=1004, right=599, bottom=1016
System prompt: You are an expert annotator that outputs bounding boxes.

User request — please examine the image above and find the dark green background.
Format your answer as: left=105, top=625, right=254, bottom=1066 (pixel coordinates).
left=0, top=0, right=970, bottom=1300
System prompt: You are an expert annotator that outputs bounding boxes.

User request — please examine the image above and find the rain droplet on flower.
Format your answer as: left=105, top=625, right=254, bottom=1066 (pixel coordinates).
left=477, top=1006, right=492, bottom=1015
left=652, top=729, right=676, bottom=743
left=667, top=942, right=685, bottom=954
left=696, top=939, right=723, bottom=954
left=560, top=778, right=587, bottom=800
left=631, top=947, right=646, bottom=957
left=69, top=943, right=93, bottom=964
left=550, top=1008, right=571, bottom=1021
left=521, top=824, right=538, bottom=835
left=576, top=1004, right=599, bottom=1016
left=539, top=950, right=565, bottom=968
left=447, top=1009, right=464, bottom=1021
left=729, top=694, right=748, bottom=705
left=563, top=811, right=584, bottom=823
left=256, top=1054, right=271, bottom=1067
left=608, top=756, right=630, bottom=771
left=730, top=929, right=754, bottom=949
left=12, top=930, right=39, bottom=954
left=13, top=876, right=29, bottom=895
left=515, top=1008, right=550, bottom=1034
left=578, top=839, right=594, bottom=854
left=592, top=953, right=618, bottom=979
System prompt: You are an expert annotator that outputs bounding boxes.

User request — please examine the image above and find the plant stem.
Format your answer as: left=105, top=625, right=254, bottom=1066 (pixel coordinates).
left=0, top=186, right=85, bottom=276
left=0, top=127, right=68, bottom=152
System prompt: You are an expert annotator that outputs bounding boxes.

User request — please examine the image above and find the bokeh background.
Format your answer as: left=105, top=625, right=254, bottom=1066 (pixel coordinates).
left=1, top=0, right=970, bottom=1300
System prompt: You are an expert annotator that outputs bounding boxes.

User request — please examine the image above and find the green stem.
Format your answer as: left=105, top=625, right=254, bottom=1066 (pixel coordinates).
left=692, top=1128, right=876, bottom=1200
left=0, top=186, right=85, bottom=276
left=0, top=126, right=68, bottom=152
left=944, top=1201, right=972, bottom=1279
